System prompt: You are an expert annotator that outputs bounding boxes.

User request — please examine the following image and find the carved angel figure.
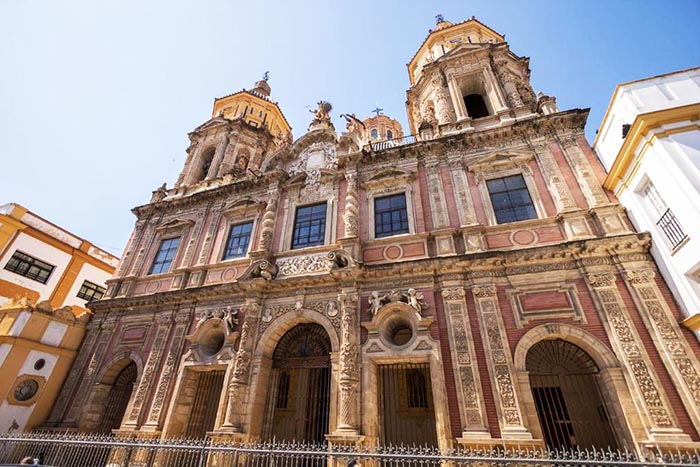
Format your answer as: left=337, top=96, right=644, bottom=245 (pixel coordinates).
left=406, top=288, right=427, bottom=313
left=196, top=309, right=214, bottom=328
left=224, top=306, right=239, bottom=332
left=368, top=291, right=383, bottom=316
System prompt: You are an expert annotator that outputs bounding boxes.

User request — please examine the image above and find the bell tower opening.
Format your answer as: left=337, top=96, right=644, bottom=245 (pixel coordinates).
left=464, top=93, right=490, bottom=118
left=263, top=323, right=331, bottom=444
left=197, top=147, right=216, bottom=182
left=526, top=339, right=620, bottom=451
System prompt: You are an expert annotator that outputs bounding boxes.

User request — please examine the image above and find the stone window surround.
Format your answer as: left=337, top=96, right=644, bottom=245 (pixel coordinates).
left=142, top=221, right=192, bottom=277
left=447, top=67, right=506, bottom=122
left=473, top=165, right=546, bottom=227
left=213, top=210, right=261, bottom=264
left=278, top=194, right=337, bottom=253
left=366, top=186, right=417, bottom=241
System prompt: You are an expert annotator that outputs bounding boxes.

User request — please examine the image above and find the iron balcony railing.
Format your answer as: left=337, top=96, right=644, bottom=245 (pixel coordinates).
left=370, top=134, right=418, bottom=152
left=1, top=432, right=700, bottom=467
left=657, top=208, right=688, bottom=249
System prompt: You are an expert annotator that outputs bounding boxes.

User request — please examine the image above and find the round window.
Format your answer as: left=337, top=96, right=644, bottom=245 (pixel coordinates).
left=14, top=379, right=39, bottom=402
left=200, top=328, right=226, bottom=356
left=34, top=359, right=46, bottom=371
left=392, top=325, right=413, bottom=347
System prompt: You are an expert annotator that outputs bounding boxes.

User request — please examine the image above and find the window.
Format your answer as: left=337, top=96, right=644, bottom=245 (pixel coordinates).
left=149, top=237, right=180, bottom=275
left=370, top=129, right=378, bottom=140
left=487, top=175, right=537, bottom=224
left=291, top=203, right=326, bottom=249
left=4, top=251, right=55, bottom=284
left=77, top=280, right=106, bottom=301
left=222, top=221, right=253, bottom=260
left=464, top=94, right=489, bottom=118
left=387, top=130, right=393, bottom=140
left=375, top=193, right=409, bottom=238
left=642, top=181, right=687, bottom=248
left=406, top=369, right=429, bottom=408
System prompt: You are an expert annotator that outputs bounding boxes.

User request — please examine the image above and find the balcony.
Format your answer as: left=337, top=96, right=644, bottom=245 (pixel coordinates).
left=656, top=208, right=688, bottom=249
left=370, top=134, right=419, bottom=152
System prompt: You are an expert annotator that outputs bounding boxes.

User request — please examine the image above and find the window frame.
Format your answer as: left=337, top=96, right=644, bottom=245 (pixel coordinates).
left=148, top=236, right=181, bottom=275
left=290, top=202, right=328, bottom=250
left=365, top=173, right=417, bottom=241
left=3, top=251, right=55, bottom=284
left=374, top=192, right=410, bottom=238
left=475, top=165, right=545, bottom=226
left=77, top=280, right=106, bottom=301
left=486, top=174, right=538, bottom=224
left=221, top=220, right=255, bottom=260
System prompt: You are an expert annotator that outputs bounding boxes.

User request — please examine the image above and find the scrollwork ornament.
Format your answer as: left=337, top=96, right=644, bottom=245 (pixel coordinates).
left=441, top=287, right=465, bottom=301
left=472, top=285, right=496, bottom=298
left=587, top=272, right=615, bottom=288
left=625, top=269, right=656, bottom=285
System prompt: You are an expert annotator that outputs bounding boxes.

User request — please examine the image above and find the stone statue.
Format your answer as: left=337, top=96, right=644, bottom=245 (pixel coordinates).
left=310, top=101, right=332, bottom=124
left=368, top=291, right=383, bottom=316
left=406, top=288, right=427, bottom=313
left=196, top=309, right=213, bottom=328
left=224, top=306, right=239, bottom=332
left=341, top=113, right=364, bottom=135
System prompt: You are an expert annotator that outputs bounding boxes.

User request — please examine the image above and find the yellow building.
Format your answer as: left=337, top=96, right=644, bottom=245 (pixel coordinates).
left=0, top=203, right=118, bottom=432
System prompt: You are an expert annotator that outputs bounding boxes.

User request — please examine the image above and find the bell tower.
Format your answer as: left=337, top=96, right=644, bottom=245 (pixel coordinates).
left=406, top=16, right=539, bottom=137
left=174, top=74, right=292, bottom=190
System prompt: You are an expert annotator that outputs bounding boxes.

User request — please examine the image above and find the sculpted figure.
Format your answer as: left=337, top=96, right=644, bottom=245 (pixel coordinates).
left=196, top=309, right=213, bottom=328
left=406, top=288, right=427, bottom=312
left=368, top=291, right=383, bottom=316
left=310, top=101, right=332, bottom=124
left=224, top=306, right=239, bottom=332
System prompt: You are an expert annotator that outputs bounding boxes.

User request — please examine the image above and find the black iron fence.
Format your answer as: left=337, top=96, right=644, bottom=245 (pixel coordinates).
left=656, top=208, right=687, bottom=249
left=1, top=432, right=699, bottom=467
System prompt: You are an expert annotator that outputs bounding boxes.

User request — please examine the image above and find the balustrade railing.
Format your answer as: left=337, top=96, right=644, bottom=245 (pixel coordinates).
left=370, top=134, right=418, bottom=152
left=1, top=432, right=700, bottom=467
left=657, top=208, right=688, bottom=248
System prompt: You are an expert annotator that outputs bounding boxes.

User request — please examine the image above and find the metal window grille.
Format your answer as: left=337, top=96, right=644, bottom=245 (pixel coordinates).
left=487, top=175, right=537, bottom=224
left=3, top=251, right=55, bottom=284
left=222, top=221, right=253, bottom=259
left=149, top=237, right=180, bottom=275
left=291, top=203, right=326, bottom=249
left=374, top=193, right=409, bottom=238
left=657, top=208, right=688, bottom=248
left=77, top=280, right=106, bottom=301
left=2, top=433, right=697, bottom=467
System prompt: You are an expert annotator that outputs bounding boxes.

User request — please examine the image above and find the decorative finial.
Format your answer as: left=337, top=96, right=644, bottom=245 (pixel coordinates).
left=435, top=14, right=444, bottom=24
left=262, top=71, right=270, bottom=82
left=371, top=106, right=384, bottom=117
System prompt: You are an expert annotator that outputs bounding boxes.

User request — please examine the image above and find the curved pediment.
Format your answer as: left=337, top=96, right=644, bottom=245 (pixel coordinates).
left=222, top=197, right=264, bottom=214
left=468, top=150, right=533, bottom=173
left=362, top=167, right=415, bottom=190
left=155, top=218, right=195, bottom=232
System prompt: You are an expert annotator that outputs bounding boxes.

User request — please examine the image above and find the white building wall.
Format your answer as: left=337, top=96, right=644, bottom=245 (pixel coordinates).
left=594, top=68, right=700, bottom=326
left=62, top=261, right=113, bottom=308
left=0, top=232, right=72, bottom=304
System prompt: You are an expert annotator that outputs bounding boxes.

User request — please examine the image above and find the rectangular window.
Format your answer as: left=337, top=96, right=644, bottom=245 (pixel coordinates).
left=77, top=280, right=106, bottom=301
left=222, top=221, right=253, bottom=260
left=4, top=251, right=55, bottom=284
left=375, top=193, right=409, bottom=238
left=149, top=237, right=181, bottom=275
left=291, top=203, right=326, bottom=249
left=487, top=175, right=537, bottom=224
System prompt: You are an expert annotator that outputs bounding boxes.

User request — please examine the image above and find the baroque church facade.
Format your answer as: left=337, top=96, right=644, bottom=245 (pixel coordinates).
left=43, top=17, right=700, bottom=453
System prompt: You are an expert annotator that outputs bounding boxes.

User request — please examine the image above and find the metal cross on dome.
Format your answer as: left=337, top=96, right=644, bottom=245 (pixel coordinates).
left=435, top=14, right=444, bottom=24
left=371, top=106, right=383, bottom=116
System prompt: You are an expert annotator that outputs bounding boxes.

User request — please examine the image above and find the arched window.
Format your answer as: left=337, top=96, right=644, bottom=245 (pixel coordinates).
left=387, top=130, right=393, bottom=140
left=197, top=148, right=216, bottom=182
left=371, top=129, right=379, bottom=140
left=464, top=94, right=490, bottom=118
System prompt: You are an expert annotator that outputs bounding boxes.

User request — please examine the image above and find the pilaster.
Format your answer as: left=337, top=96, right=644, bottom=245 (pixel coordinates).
left=333, top=291, right=360, bottom=435
left=529, top=138, right=577, bottom=213
left=447, top=158, right=478, bottom=227
left=558, top=133, right=609, bottom=207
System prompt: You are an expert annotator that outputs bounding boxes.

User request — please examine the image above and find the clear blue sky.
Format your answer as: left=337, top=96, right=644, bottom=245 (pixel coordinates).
left=1, top=0, right=698, bottom=255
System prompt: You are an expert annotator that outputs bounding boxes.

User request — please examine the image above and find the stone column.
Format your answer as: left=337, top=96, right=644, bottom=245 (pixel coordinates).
left=585, top=271, right=689, bottom=442
left=342, top=170, right=359, bottom=238
left=621, top=267, right=700, bottom=432
left=64, top=318, right=116, bottom=426
left=494, top=59, right=523, bottom=108
left=447, top=158, right=477, bottom=227
left=122, top=314, right=173, bottom=429
left=142, top=313, right=192, bottom=430
left=424, top=156, right=450, bottom=229
left=529, top=138, right=577, bottom=213
left=335, top=292, right=360, bottom=434
left=447, top=76, right=468, bottom=120
left=46, top=318, right=101, bottom=425
left=441, top=287, right=490, bottom=439
left=196, top=200, right=225, bottom=266
left=471, top=284, right=532, bottom=439
left=256, top=184, right=280, bottom=256
left=222, top=301, right=259, bottom=432
left=558, top=133, right=609, bottom=207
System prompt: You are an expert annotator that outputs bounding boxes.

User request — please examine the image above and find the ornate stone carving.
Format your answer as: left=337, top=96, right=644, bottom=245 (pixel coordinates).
left=146, top=324, right=187, bottom=425
left=196, top=306, right=239, bottom=332
left=289, top=142, right=338, bottom=188
left=368, top=288, right=428, bottom=316
left=441, top=287, right=466, bottom=301
left=472, top=285, right=496, bottom=298
left=343, top=170, right=359, bottom=238
left=277, top=253, right=334, bottom=277
left=127, top=324, right=169, bottom=424
left=587, top=272, right=615, bottom=288
left=336, top=292, right=360, bottom=433
left=258, top=187, right=280, bottom=252
left=529, top=139, right=576, bottom=211
left=625, top=269, right=655, bottom=284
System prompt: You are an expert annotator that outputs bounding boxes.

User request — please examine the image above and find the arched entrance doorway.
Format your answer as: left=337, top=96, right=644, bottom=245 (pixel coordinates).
left=527, top=339, right=619, bottom=450
left=263, top=323, right=331, bottom=444
left=97, top=361, right=137, bottom=433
